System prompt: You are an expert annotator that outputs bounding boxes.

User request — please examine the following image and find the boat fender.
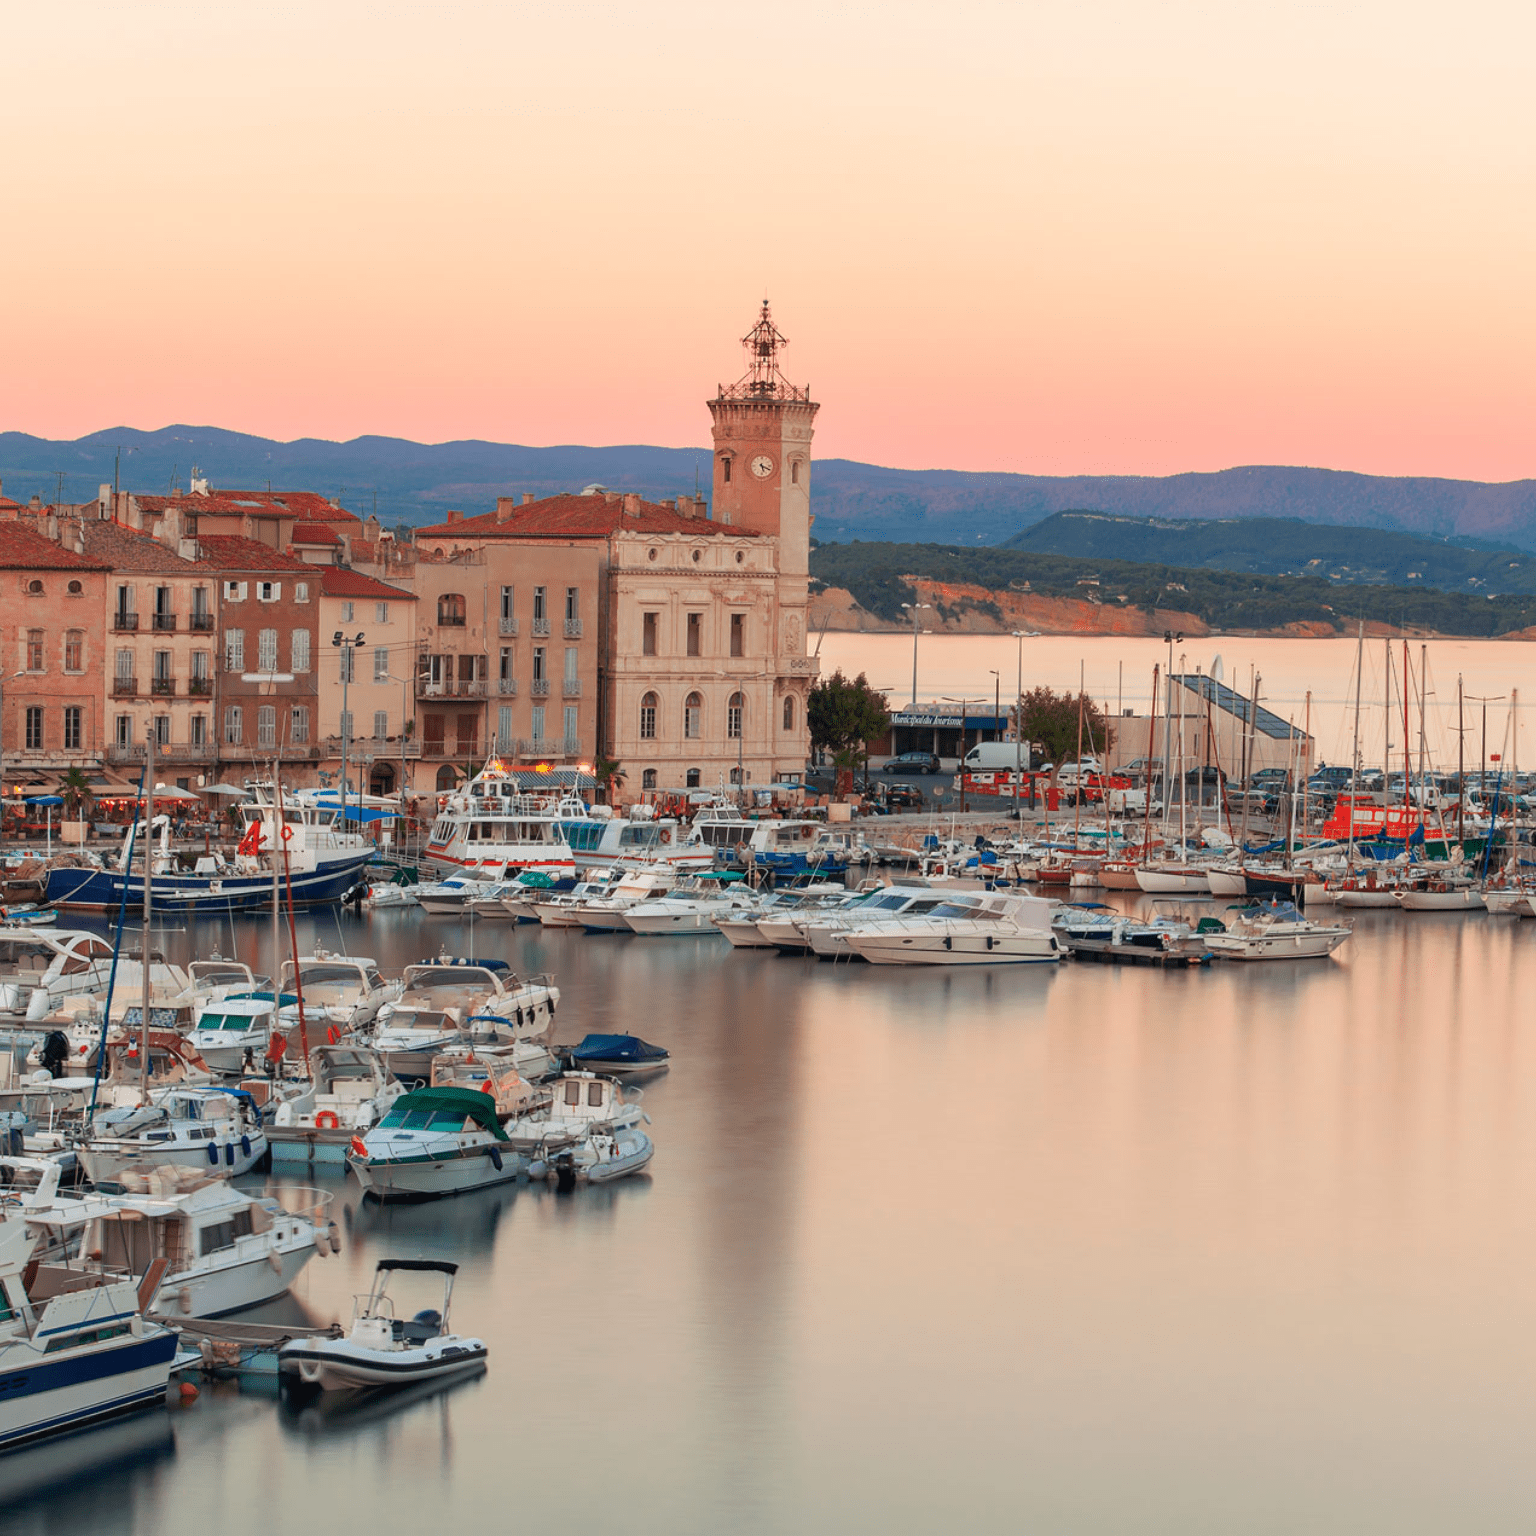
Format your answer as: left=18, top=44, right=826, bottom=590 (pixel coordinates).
left=206, top=1143, right=220, bottom=1166
left=327, top=1221, right=341, bottom=1254
left=179, top=1287, right=193, bottom=1312
left=267, top=1250, right=284, bottom=1274
left=326, top=1026, right=340, bottom=1046
left=315, top=1110, right=340, bottom=1131
left=241, top=1135, right=252, bottom=1159
left=225, top=1142, right=236, bottom=1166
left=943, top=936, right=952, bottom=950
left=487, top=1145, right=503, bottom=1171
left=349, top=1136, right=368, bottom=1159
left=313, top=1231, right=330, bottom=1258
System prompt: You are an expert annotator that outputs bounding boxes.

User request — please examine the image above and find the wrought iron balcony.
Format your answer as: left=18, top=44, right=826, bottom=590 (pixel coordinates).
left=498, top=617, right=518, bottom=637
left=112, top=612, right=138, bottom=633
left=514, top=736, right=582, bottom=759
left=417, top=677, right=489, bottom=699
left=152, top=613, right=178, bottom=632
left=563, top=618, right=583, bottom=638
left=111, top=676, right=138, bottom=697
left=562, top=678, right=582, bottom=697
left=498, top=678, right=517, bottom=696
left=189, top=678, right=213, bottom=696
left=531, top=617, right=551, bottom=636
left=188, top=612, right=215, bottom=632
left=530, top=678, right=550, bottom=697
left=150, top=677, right=176, bottom=696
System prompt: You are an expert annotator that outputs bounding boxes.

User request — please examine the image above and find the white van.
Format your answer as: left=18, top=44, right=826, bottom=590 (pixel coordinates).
left=961, top=743, right=1031, bottom=772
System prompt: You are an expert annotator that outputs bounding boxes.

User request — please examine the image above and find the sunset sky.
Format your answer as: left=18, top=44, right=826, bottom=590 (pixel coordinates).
left=3, top=1, right=1533, bottom=480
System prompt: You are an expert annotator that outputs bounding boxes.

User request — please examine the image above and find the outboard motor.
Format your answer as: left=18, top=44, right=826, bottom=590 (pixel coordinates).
left=39, top=1030, right=70, bottom=1080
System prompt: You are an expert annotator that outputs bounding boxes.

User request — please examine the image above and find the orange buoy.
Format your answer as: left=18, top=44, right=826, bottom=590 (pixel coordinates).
left=179, top=1381, right=200, bottom=1401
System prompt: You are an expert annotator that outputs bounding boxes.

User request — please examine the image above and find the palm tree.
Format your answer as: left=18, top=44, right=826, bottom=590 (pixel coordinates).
left=592, top=756, right=626, bottom=806
left=59, top=767, right=94, bottom=824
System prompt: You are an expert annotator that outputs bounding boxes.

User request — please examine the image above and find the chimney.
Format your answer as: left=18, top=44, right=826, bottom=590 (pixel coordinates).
left=495, top=497, right=514, bottom=524
left=521, top=492, right=535, bottom=506
left=446, top=510, right=461, bottom=525
left=659, top=499, right=676, bottom=511
left=622, top=493, right=641, bottom=517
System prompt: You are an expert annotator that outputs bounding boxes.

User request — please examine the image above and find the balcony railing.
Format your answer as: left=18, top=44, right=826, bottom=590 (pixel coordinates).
left=189, top=612, right=214, bottom=632
left=530, top=678, right=550, bottom=696
left=562, top=678, right=582, bottom=697
left=514, top=736, right=581, bottom=759
left=498, top=678, right=517, bottom=696
left=531, top=617, right=550, bottom=636
left=498, top=616, right=518, bottom=637
left=417, top=678, right=488, bottom=699
left=112, top=613, right=138, bottom=632
left=111, top=676, right=137, bottom=697
left=108, top=742, right=217, bottom=764
left=189, top=677, right=213, bottom=696
left=320, top=734, right=423, bottom=758
left=563, top=618, right=583, bottom=638
left=152, top=613, right=177, bottom=632
left=150, top=677, right=176, bottom=696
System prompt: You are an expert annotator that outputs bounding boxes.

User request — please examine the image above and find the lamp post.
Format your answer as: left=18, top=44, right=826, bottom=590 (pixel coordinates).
left=1010, top=631, right=1036, bottom=819
left=0, top=671, right=26, bottom=855
left=941, top=695, right=984, bottom=814
left=901, top=603, right=931, bottom=707
left=331, top=630, right=367, bottom=827
left=1162, top=629, right=1184, bottom=816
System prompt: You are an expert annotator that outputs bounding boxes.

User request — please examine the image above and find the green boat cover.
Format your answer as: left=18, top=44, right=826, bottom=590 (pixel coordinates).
left=392, top=1085, right=508, bottom=1139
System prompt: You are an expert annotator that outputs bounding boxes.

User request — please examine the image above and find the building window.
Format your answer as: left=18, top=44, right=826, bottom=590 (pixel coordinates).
left=115, top=714, right=131, bottom=747
left=257, top=705, right=277, bottom=748
left=783, top=695, right=796, bottom=731
left=63, top=706, right=81, bottom=750
left=563, top=646, right=578, bottom=683
left=67, top=579, right=82, bottom=595
left=500, top=586, right=514, bottom=624
left=226, top=629, right=245, bottom=671
left=728, top=691, right=744, bottom=739
left=423, top=714, right=445, bottom=751
left=154, top=715, right=170, bottom=745
left=565, top=587, right=578, bottom=623
left=153, top=650, right=171, bottom=682
left=499, top=647, right=513, bottom=682
left=114, top=648, right=133, bottom=683
left=639, top=692, right=658, bottom=740
left=191, top=714, right=207, bottom=747
left=339, top=710, right=354, bottom=743
left=686, top=767, right=701, bottom=788
left=684, top=692, right=702, bottom=740
left=64, top=630, right=83, bottom=672
left=437, top=593, right=465, bottom=628
left=435, top=763, right=455, bottom=790
left=532, top=587, right=546, bottom=622
left=26, top=630, right=43, bottom=672
left=532, top=647, right=545, bottom=682
left=375, top=602, right=389, bottom=624
left=374, top=709, right=389, bottom=739
left=341, top=601, right=354, bottom=623
left=25, top=707, right=42, bottom=749
left=530, top=706, right=545, bottom=742
left=642, top=769, right=657, bottom=790
left=497, top=705, right=512, bottom=751
left=191, top=587, right=211, bottom=625
left=224, top=705, right=242, bottom=744
left=373, top=647, right=388, bottom=682
left=295, top=582, right=309, bottom=603
left=722, top=457, right=732, bottom=484
left=563, top=705, right=578, bottom=744
left=455, top=714, right=478, bottom=756
left=336, top=646, right=353, bottom=684
left=642, top=612, right=658, bottom=656
left=291, top=629, right=310, bottom=673
left=730, top=613, right=745, bottom=658
left=257, top=581, right=280, bottom=602
left=291, top=706, right=310, bottom=744
left=258, top=629, right=278, bottom=672
left=730, top=766, right=743, bottom=785
left=223, top=581, right=246, bottom=602
left=23, top=579, right=41, bottom=596
left=687, top=612, right=702, bottom=657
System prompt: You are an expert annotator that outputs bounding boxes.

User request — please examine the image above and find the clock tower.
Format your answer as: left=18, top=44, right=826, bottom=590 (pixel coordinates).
left=707, top=301, right=819, bottom=577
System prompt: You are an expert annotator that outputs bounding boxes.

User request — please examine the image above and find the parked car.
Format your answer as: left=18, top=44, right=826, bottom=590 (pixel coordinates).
left=884, top=752, right=941, bottom=775
left=881, top=783, right=925, bottom=810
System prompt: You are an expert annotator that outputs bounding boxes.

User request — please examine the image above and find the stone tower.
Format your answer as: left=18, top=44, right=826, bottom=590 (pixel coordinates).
left=707, top=302, right=819, bottom=578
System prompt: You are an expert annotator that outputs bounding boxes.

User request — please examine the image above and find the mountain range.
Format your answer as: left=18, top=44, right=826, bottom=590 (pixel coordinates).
left=2, top=425, right=1534, bottom=550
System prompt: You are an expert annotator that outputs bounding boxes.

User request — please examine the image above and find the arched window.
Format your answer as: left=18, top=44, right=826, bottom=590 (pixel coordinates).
left=782, top=695, right=795, bottom=732
left=64, top=631, right=83, bottom=672
left=67, top=580, right=82, bottom=595
left=436, top=764, right=457, bottom=790
left=729, top=766, right=743, bottom=785
left=642, top=768, right=657, bottom=790
left=721, top=456, right=732, bottom=485
left=639, top=692, right=658, bottom=740
left=25, top=580, right=42, bottom=596
left=437, top=593, right=466, bottom=627
left=684, top=692, right=702, bottom=740
left=727, top=692, right=744, bottom=740
left=791, top=460, right=800, bottom=485
left=686, top=767, right=701, bottom=788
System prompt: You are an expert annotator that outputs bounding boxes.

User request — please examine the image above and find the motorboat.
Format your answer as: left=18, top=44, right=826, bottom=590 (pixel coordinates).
left=1484, top=882, right=1536, bottom=917
left=532, top=872, right=627, bottom=928
left=278, top=1258, right=487, bottom=1390
left=503, top=1072, right=654, bottom=1186
left=458, top=1017, right=560, bottom=1081
left=347, top=1085, right=522, bottom=1201
left=0, top=1210, right=177, bottom=1449
left=21, top=1162, right=332, bottom=1318
left=800, top=887, right=971, bottom=959
left=565, top=1033, right=669, bottom=1076
left=463, top=879, right=532, bottom=920
left=572, top=868, right=682, bottom=932
left=620, top=875, right=757, bottom=935
left=0, top=927, right=118, bottom=1024
left=76, top=1086, right=268, bottom=1189
left=364, top=879, right=420, bottom=908
left=187, top=991, right=295, bottom=1074
left=420, top=757, right=577, bottom=882
left=269, top=1045, right=406, bottom=1168
left=496, top=869, right=562, bottom=923
left=556, top=803, right=715, bottom=874
left=278, top=953, right=400, bottom=1033
left=842, top=892, right=1062, bottom=965
left=1199, top=902, right=1351, bottom=960
left=414, top=875, right=496, bottom=917
left=1054, top=907, right=1212, bottom=964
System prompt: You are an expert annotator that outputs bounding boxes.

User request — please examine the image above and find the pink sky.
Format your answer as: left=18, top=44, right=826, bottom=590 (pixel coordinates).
left=2, top=1, right=1533, bottom=480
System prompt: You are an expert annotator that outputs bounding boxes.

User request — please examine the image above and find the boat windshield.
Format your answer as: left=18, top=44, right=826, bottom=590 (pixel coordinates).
left=405, top=967, right=499, bottom=991
left=928, top=902, right=981, bottom=918
left=298, top=963, right=366, bottom=988
left=196, top=1013, right=261, bottom=1032
left=379, top=1108, right=475, bottom=1131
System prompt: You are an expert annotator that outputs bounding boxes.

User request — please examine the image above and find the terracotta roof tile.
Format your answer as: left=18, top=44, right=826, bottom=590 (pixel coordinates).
left=137, top=489, right=362, bottom=525
left=196, top=534, right=316, bottom=573
left=320, top=568, right=417, bottom=601
left=0, top=522, right=111, bottom=571
left=78, top=519, right=212, bottom=573
left=291, top=522, right=342, bottom=544
left=415, top=493, right=757, bottom=541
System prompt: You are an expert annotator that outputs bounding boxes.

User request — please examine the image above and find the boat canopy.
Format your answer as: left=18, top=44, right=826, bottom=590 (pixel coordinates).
left=696, top=870, right=745, bottom=882
left=391, top=1086, right=508, bottom=1140
left=571, top=1033, right=668, bottom=1064
left=416, top=956, right=510, bottom=971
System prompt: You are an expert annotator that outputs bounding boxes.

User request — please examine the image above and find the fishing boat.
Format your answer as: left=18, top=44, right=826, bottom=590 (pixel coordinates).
left=842, top=891, right=1061, bottom=966
left=278, top=1258, right=487, bottom=1390
left=347, top=1085, right=521, bottom=1200
left=1200, top=902, right=1351, bottom=960
left=269, top=1045, right=406, bottom=1167
left=420, top=758, right=577, bottom=881
left=0, top=1210, right=178, bottom=1449
left=45, top=787, right=375, bottom=913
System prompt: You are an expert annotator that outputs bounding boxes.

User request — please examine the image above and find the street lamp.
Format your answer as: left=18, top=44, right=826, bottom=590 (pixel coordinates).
left=1010, top=631, right=1037, bottom=819
left=1162, top=629, right=1184, bottom=814
left=0, top=670, right=29, bottom=854
left=381, top=673, right=416, bottom=811
left=331, top=630, right=366, bottom=826
left=941, top=696, right=984, bottom=814
left=901, top=603, right=931, bottom=707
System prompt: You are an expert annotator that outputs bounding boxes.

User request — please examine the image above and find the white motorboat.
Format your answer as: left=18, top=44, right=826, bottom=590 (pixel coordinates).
left=269, top=1045, right=406, bottom=1168
left=414, top=874, right=498, bottom=917
left=187, top=990, right=293, bottom=1074
left=620, top=876, right=757, bottom=935
left=750, top=886, right=872, bottom=952
left=279, top=953, right=401, bottom=1033
left=1484, top=884, right=1536, bottom=917
left=570, top=869, right=682, bottom=932
left=843, top=892, right=1062, bottom=966
left=532, top=872, right=627, bottom=928
left=463, top=879, right=531, bottom=920
left=347, top=1084, right=523, bottom=1200
left=421, top=757, right=577, bottom=881
left=1200, top=902, right=1351, bottom=960
left=801, top=886, right=968, bottom=959
left=503, top=1072, right=654, bottom=1186
left=21, top=1162, right=332, bottom=1318
left=76, top=1086, right=268, bottom=1189
left=0, top=1210, right=177, bottom=1449
left=279, top=1258, right=487, bottom=1390
left=0, top=927, right=118, bottom=1024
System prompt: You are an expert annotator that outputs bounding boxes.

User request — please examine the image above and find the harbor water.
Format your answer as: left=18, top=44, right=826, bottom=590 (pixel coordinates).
left=7, top=896, right=1536, bottom=1532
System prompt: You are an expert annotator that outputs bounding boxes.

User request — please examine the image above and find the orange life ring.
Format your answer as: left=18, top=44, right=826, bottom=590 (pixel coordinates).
left=660, top=828, right=672, bottom=844
left=325, top=1025, right=340, bottom=1045
left=315, top=1110, right=340, bottom=1131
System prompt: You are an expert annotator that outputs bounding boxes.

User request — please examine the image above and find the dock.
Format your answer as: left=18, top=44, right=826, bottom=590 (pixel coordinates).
left=151, top=1313, right=343, bottom=1378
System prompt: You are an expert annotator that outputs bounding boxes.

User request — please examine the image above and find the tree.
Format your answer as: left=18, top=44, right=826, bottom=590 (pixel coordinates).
left=1014, top=686, right=1115, bottom=769
left=592, top=755, right=626, bottom=806
left=809, top=671, right=891, bottom=796
left=59, top=767, right=94, bottom=823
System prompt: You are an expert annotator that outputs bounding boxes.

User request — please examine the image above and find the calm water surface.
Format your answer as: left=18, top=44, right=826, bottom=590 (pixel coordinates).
left=6, top=899, right=1536, bottom=1534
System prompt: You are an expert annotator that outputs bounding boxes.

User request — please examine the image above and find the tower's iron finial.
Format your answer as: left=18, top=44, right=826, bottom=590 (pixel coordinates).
left=719, top=300, right=809, bottom=402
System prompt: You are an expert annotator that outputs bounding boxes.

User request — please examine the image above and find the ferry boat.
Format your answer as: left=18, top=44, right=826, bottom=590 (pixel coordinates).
left=45, top=786, right=375, bottom=913
left=421, top=759, right=578, bottom=881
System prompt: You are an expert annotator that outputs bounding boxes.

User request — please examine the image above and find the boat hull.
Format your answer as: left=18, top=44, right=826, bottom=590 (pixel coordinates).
left=0, top=1331, right=178, bottom=1450
left=350, top=1145, right=521, bottom=1201
left=1205, top=931, right=1349, bottom=960
left=280, top=1336, right=488, bottom=1391
left=846, top=934, right=1060, bottom=965
left=154, top=1240, right=317, bottom=1318
left=1396, top=889, right=1486, bottom=911
left=622, top=910, right=728, bottom=935
left=44, top=856, right=373, bottom=914
left=78, top=1133, right=268, bottom=1188
left=1134, top=868, right=1212, bottom=894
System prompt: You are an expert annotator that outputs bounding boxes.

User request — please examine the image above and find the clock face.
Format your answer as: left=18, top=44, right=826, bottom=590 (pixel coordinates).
left=750, top=454, right=774, bottom=479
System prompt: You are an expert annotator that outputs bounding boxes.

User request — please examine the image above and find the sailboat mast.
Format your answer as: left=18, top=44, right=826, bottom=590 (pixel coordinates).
left=1239, top=671, right=1259, bottom=854
left=1073, top=663, right=1084, bottom=849
left=140, top=724, right=154, bottom=1089
left=1143, top=664, right=1158, bottom=861
left=1457, top=675, right=1465, bottom=848
left=1403, top=639, right=1413, bottom=844
left=1348, top=624, right=1363, bottom=866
